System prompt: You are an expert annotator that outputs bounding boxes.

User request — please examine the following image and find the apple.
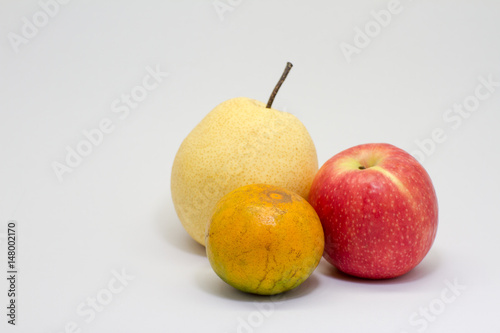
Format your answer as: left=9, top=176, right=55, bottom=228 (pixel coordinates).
left=308, top=143, right=438, bottom=279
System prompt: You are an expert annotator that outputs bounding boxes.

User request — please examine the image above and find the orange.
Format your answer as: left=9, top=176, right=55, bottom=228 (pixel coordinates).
left=206, top=184, right=324, bottom=295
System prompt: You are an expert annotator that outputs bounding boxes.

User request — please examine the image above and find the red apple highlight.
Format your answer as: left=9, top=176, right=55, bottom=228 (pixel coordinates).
left=309, top=143, right=438, bottom=279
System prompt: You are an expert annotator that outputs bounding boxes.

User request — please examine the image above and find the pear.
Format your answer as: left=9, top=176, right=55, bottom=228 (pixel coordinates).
left=171, top=63, right=318, bottom=245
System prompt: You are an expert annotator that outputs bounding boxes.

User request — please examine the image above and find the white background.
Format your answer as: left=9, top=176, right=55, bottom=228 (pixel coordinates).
left=1, top=0, right=500, bottom=332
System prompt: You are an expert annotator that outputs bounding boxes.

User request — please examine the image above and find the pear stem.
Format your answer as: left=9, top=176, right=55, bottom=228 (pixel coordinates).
left=266, top=62, right=293, bottom=109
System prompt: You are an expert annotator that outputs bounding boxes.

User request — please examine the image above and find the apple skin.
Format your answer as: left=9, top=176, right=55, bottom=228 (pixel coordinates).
left=309, top=143, right=438, bottom=279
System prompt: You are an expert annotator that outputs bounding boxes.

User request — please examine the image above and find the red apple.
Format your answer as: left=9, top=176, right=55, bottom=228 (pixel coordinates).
left=309, top=143, right=438, bottom=279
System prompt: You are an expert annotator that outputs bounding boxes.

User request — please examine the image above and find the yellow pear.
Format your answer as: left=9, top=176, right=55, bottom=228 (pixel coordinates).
left=171, top=63, right=318, bottom=245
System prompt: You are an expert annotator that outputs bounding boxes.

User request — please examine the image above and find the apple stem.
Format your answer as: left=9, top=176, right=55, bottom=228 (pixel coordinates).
left=266, top=62, right=293, bottom=109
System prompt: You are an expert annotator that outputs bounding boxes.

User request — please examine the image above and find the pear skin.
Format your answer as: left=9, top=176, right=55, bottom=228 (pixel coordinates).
left=171, top=97, right=318, bottom=245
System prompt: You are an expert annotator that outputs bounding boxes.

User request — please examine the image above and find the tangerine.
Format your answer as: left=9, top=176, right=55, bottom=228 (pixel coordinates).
left=206, top=184, right=324, bottom=295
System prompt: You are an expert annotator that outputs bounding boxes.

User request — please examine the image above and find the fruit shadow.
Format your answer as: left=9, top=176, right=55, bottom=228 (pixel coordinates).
left=196, top=264, right=321, bottom=302
left=156, top=201, right=206, bottom=257
left=317, top=250, right=441, bottom=285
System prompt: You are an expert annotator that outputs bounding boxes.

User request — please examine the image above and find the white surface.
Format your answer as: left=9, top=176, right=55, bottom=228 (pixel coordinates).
left=1, top=1, right=500, bottom=332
